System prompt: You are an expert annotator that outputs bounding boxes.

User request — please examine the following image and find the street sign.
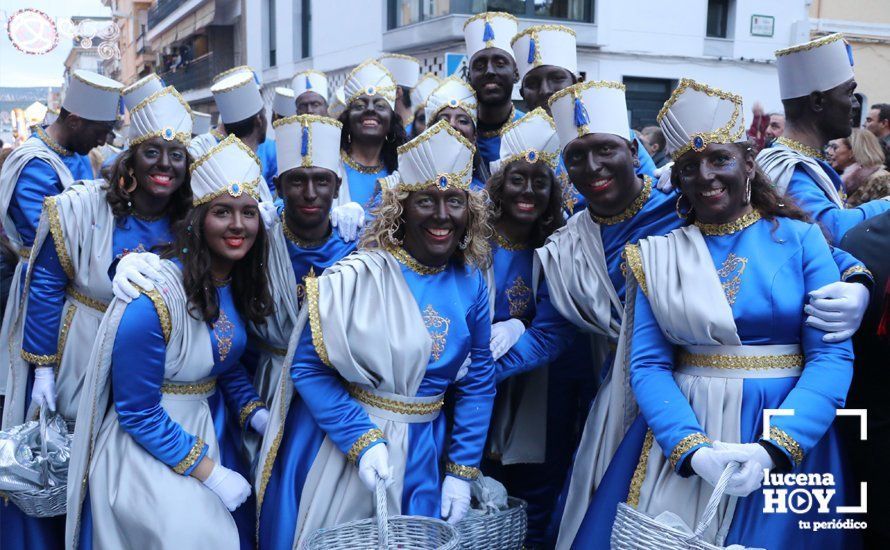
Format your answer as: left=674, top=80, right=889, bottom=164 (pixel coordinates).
left=445, top=52, right=467, bottom=78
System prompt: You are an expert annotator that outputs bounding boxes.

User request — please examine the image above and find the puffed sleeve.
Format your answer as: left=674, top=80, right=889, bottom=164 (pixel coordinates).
left=217, top=361, right=266, bottom=430
left=21, top=231, right=69, bottom=365
left=8, top=158, right=63, bottom=247
left=786, top=165, right=890, bottom=244
left=496, top=277, right=578, bottom=383
left=290, top=324, right=386, bottom=464
left=446, top=274, right=496, bottom=481
left=112, top=294, right=208, bottom=476
left=759, top=224, right=854, bottom=469
left=629, top=283, right=712, bottom=474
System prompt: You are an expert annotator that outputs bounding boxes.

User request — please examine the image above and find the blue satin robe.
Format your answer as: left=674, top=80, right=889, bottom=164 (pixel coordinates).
left=576, top=217, right=857, bottom=550
left=257, top=139, right=278, bottom=196
left=343, top=162, right=390, bottom=211
left=283, top=229, right=356, bottom=308
left=78, top=283, right=264, bottom=550
left=477, top=108, right=525, bottom=167
left=258, top=259, right=496, bottom=550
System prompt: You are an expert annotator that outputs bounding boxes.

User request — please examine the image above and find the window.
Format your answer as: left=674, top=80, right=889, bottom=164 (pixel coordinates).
left=706, top=0, right=731, bottom=38
left=263, top=0, right=276, bottom=67
left=388, top=0, right=594, bottom=29
left=294, top=0, right=311, bottom=59
left=623, top=77, right=673, bottom=130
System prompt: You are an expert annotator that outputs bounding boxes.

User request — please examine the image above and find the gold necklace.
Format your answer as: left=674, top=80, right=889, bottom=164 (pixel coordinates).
left=281, top=212, right=332, bottom=248
left=130, top=209, right=166, bottom=222
left=388, top=246, right=446, bottom=275
left=695, top=209, right=762, bottom=236
left=478, top=105, right=515, bottom=139
left=341, top=150, right=383, bottom=174
left=212, top=276, right=232, bottom=287
left=776, top=137, right=826, bottom=161
left=589, top=175, right=652, bottom=225
left=36, top=127, right=73, bottom=157
left=494, top=232, right=529, bottom=251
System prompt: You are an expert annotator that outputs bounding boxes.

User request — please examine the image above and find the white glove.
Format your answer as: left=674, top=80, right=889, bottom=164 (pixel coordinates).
left=655, top=164, right=674, bottom=193
left=357, top=443, right=393, bottom=492
left=201, top=462, right=251, bottom=512
left=331, top=202, right=365, bottom=242
left=711, top=442, right=773, bottom=497
left=259, top=201, right=280, bottom=231
left=805, top=281, right=870, bottom=342
left=249, top=408, right=270, bottom=435
left=440, top=475, right=472, bottom=524
left=31, top=367, right=57, bottom=412
left=112, top=252, right=163, bottom=303
left=489, top=319, right=525, bottom=361
left=690, top=444, right=748, bottom=489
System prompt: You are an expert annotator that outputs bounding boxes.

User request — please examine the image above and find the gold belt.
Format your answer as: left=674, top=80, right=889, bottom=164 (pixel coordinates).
left=677, top=351, right=803, bottom=370
left=161, top=379, right=217, bottom=395
left=66, top=286, right=109, bottom=313
left=347, top=384, right=444, bottom=416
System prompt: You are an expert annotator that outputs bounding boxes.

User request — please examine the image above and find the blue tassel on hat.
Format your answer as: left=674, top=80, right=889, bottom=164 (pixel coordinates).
left=845, top=42, right=854, bottom=66
left=574, top=97, right=590, bottom=128
left=483, top=21, right=495, bottom=42
left=528, top=37, right=536, bottom=64
left=118, top=97, right=125, bottom=116
left=305, top=76, right=312, bottom=89
left=301, top=125, right=309, bottom=156
left=253, top=71, right=260, bottom=85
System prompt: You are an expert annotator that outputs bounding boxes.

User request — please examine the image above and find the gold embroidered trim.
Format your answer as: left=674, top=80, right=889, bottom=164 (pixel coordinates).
left=272, top=113, right=342, bottom=130
left=193, top=177, right=262, bottom=206
left=36, top=127, right=73, bottom=156
left=624, top=243, right=647, bottom=296
left=55, top=303, right=77, bottom=374
left=398, top=119, right=477, bottom=157
left=344, top=60, right=398, bottom=105
left=210, top=129, right=226, bottom=142
left=347, top=384, right=444, bottom=416
left=627, top=429, right=655, bottom=508
left=511, top=23, right=577, bottom=46
left=548, top=80, right=625, bottom=113
left=305, top=276, right=331, bottom=367
left=776, top=136, right=826, bottom=161
left=212, top=65, right=256, bottom=84
left=389, top=247, right=446, bottom=275
left=678, top=351, right=804, bottom=370
left=212, top=309, right=234, bottom=362
left=591, top=176, right=652, bottom=225
left=379, top=52, right=420, bottom=63
left=121, top=73, right=163, bottom=96
left=44, top=197, right=75, bottom=279
left=499, top=148, right=560, bottom=171
left=478, top=105, right=515, bottom=139
left=282, top=212, right=332, bottom=248
left=129, top=86, right=192, bottom=117
left=426, top=77, right=478, bottom=123
left=423, top=304, right=450, bottom=362
left=17, top=247, right=31, bottom=260
left=72, top=70, right=123, bottom=93
left=775, top=33, right=845, bottom=57
left=717, top=253, right=748, bottom=306
left=160, top=379, right=217, bottom=394
left=463, top=11, right=518, bottom=30
left=657, top=78, right=742, bottom=123
left=669, top=433, right=712, bottom=469
left=189, top=134, right=262, bottom=176
left=445, top=462, right=481, bottom=480
left=340, top=150, right=383, bottom=174
left=841, top=265, right=872, bottom=281
left=347, top=428, right=386, bottom=464
left=172, top=437, right=205, bottom=474
left=130, top=130, right=191, bottom=147
left=21, top=350, right=58, bottom=366
left=768, top=426, right=804, bottom=466
left=211, top=72, right=257, bottom=94
left=506, top=276, right=532, bottom=318
left=239, top=400, right=266, bottom=428
left=695, top=210, right=762, bottom=236
left=494, top=232, right=529, bottom=251
left=66, top=286, right=108, bottom=312
left=137, top=285, right=171, bottom=343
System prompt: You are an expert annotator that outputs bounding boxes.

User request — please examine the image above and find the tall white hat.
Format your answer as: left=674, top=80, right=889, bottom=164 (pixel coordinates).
left=190, top=134, right=262, bottom=206
left=425, top=77, right=478, bottom=123
left=212, top=65, right=262, bottom=87
left=272, top=87, right=297, bottom=117
left=273, top=114, right=343, bottom=177
left=775, top=33, right=855, bottom=100
left=292, top=70, right=329, bottom=101
left=411, top=74, right=442, bottom=107
left=128, top=86, right=193, bottom=147
left=379, top=53, right=421, bottom=88
left=343, top=60, right=398, bottom=109
left=386, top=120, right=475, bottom=192
left=122, top=74, right=165, bottom=111
left=657, top=78, right=745, bottom=160
left=548, top=80, right=630, bottom=151
left=211, top=72, right=265, bottom=124
left=511, top=24, right=578, bottom=82
left=329, top=86, right=347, bottom=118
left=192, top=111, right=212, bottom=135
left=62, top=69, right=123, bottom=122
left=490, top=107, right=560, bottom=173
left=463, top=12, right=518, bottom=60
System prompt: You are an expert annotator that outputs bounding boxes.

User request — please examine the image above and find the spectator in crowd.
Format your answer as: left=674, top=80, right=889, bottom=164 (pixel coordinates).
left=864, top=103, right=890, bottom=169
left=828, top=136, right=854, bottom=173
left=765, top=112, right=785, bottom=146
left=747, top=100, right=769, bottom=151
left=640, top=125, right=668, bottom=168
left=833, top=129, right=890, bottom=207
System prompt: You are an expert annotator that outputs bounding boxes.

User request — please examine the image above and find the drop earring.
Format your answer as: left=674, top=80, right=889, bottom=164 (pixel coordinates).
left=744, top=176, right=752, bottom=205
left=459, top=233, right=470, bottom=250
left=675, top=193, right=693, bottom=219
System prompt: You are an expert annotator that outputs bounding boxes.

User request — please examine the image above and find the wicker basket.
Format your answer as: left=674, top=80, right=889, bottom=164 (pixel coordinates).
left=3, top=409, right=68, bottom=518
left=456, top=496, right=527, bottom=550
left=304, top=476, right=460, bottom=549
left=611, top=462, right=745, bottom=550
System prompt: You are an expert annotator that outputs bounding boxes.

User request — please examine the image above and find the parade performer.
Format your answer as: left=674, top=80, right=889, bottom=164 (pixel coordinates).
left=424, top=76, right=488, bottom=189
left=407, top=73, right=441, bottom=137
left=758, top=33, right=890, bottom=243
left=578, top=80, right=857, bottom=550
left=255, top=120, right=495, bottom=549
left=292, top=70, right=330, bottom=116
left=66, top=135, right=273, bottom=550
left=379, top=53, right=421, bottom=131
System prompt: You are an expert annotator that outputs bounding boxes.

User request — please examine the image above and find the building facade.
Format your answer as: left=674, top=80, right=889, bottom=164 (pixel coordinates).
left=100, top=0, right=158, bottom=86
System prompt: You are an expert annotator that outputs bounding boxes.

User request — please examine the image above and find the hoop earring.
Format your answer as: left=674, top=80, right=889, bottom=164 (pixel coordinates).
left=744, top=176, right=752, bottom=205
left=675, top=193, right=692, bottom=220
left=458, top=233, right=470, bottom=250
left=120, top=169, right=137, bottom=194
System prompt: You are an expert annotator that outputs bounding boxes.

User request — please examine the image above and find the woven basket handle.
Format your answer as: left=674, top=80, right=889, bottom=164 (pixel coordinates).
left=692, top=461, right=740, bottom=538
left=375, top=475, right=389, bottom=550
left=38, top=407, right=50, bottom=488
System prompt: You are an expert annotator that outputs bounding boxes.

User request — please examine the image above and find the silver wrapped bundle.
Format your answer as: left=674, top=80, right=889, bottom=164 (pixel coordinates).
left=0, top=413, right=72, bottom=493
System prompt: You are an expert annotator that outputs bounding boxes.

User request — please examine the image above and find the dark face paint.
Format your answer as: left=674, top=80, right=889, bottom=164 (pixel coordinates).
left=520, top=65, right=575, bottom=114
left=401, top=186, right=469, bottom=267
left=562, top=133, right=640, bottom=218
left=674, top=143, right=755, bottom=224
left=468, top=48, right=517, bottom=107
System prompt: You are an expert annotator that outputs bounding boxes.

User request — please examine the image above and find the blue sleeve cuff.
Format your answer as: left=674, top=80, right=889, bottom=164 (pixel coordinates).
left=173, top=437, right=209, bottom=476
left=347, top=428, right=386, bottom=465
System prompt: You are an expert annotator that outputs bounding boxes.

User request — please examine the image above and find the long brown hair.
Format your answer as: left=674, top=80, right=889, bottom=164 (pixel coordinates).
left=104, top=145, right=193, bottom=226
left=162, top=204, right=274, bottom=324
left=485, top=163, right=565, bottom=248
left=338, top=108, right=407, bottom=173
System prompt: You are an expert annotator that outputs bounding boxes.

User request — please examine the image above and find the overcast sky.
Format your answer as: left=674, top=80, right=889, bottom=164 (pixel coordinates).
left=1, top=0, right=110, bottom=88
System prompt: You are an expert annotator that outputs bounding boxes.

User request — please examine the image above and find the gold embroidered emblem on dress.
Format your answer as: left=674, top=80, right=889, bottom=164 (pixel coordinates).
left=717, top=253, right=747, bottom=305
left=423, top=304, right=450, bottom=362
left=506, top=276, right=532, bottom=318
left=559, top=171, right=577, bottom=215
left=296, top=267, right=316, bottom=309
left=213, top=310, right=234, bottom=362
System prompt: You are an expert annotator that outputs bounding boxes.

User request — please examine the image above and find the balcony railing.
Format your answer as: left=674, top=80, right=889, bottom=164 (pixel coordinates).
left=159, top=52, right=223, bottom=92
left=147, top=0, right=181, bottom=29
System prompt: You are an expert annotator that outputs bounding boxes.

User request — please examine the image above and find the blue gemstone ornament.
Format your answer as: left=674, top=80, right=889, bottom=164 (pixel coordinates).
left=693, top=135, right=705, bottom=151
left=439, top=175, right=448, bottom=189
